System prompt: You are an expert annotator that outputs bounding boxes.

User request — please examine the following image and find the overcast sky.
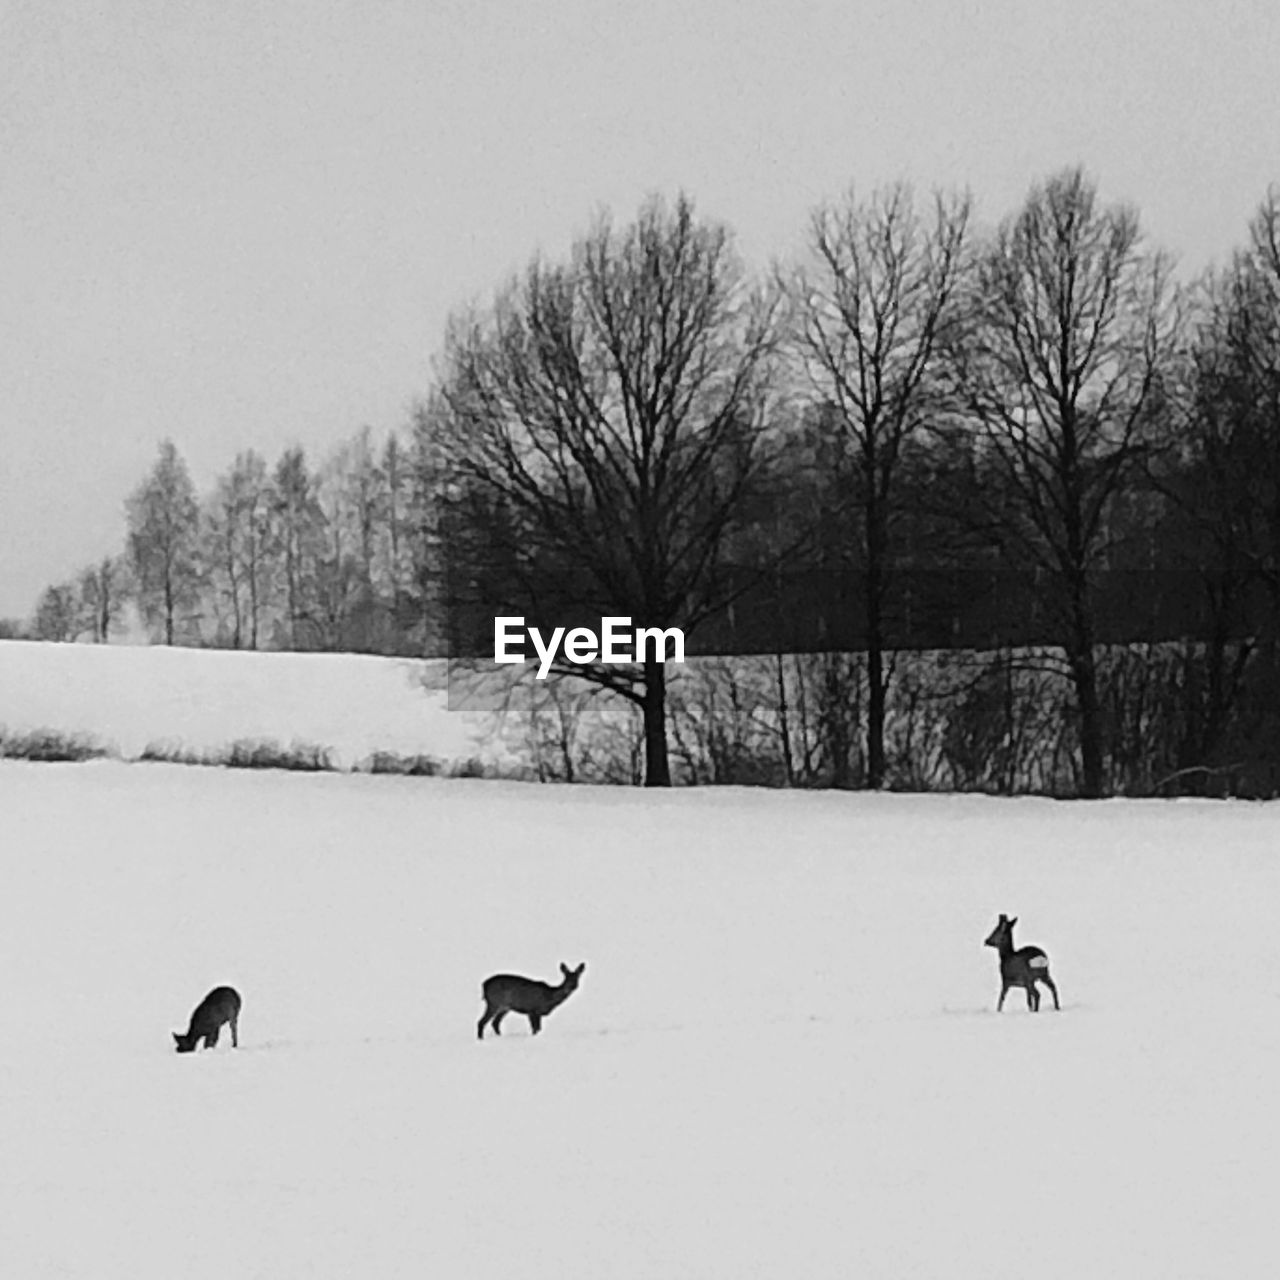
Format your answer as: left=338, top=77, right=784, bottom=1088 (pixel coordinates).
left=2, top=0, right=1278, bottom=619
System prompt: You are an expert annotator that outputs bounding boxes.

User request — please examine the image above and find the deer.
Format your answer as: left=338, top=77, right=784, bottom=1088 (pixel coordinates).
left=477, top=962, right=585, bottom=1040
left=984, top=915, right=1059, bottom=1012
left=173, top=986, right=242, bottom=1052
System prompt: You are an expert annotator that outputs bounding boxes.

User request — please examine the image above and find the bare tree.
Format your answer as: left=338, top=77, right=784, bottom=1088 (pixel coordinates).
left=126, top=440, right=202, bottom=645
left=946, top=167, right=1178, bottom=797
left=432, top=192, right=781, bottom=785
left=204, top=451, right=276, bottom=648
left=1195, top=188, right=1280, bottom=606
left=323, top=427, right=384, bottom=591
left=311, top=451, right=367, bottom=650
left=381, top=432, right=411, bottom=604
left=328, top=427, right=393, bottom=649
left=271, top=446, right=326, bottom=648
left=77, top=556, right=126, bottom=643
left=785, top=182, right=971, bottom=788
left=1148, top=186, right=1280, bottom=782
left=400, top=420, right=450, bottom=656
left=32, top=582, right=80, bottom=641
left=204, top=483, right=245, bottom=647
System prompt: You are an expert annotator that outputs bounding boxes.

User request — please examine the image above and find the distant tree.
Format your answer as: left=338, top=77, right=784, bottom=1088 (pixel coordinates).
left=204, top=450, right=276, bottom=648
left=311, top=451, right=366, bottom=650
left=1147, top=186, right=1280, bottom=782
left=271, top=446, right=326, bottom=648
left=432, top=192, right=781, bottom=785
left=76, top=556, right=126, bottom=643
left=784, top=182, right=971, bottom=788
left=32, top=582, right=80, bottom=641
left=381, top=432, right=412, bottom=606
left=1181, top=189, right=1280, bottom=609
left=403, top=414, right=450, bottom=656
left=945, top=167, right=1178, bottom=797
left=126, top=440, right=202, bottom=644
left=321, top=426, right=388, bottom=649
left=344, top=427, right=384, bottom=592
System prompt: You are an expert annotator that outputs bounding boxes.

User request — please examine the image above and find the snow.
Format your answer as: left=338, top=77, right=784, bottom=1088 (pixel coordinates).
left=0, top=639, right=493, bottom=768
left=2, top=639, right=1278, bottom=1277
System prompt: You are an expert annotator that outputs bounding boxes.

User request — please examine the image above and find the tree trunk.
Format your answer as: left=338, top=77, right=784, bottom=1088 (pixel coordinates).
left=642, top=657, right=672, bottom=787
left=1066, top=572, right=1104, bottom=798
left=864, top=495, right=888, bottom=789
left=1071, top=647, right=1104, bottom=799
left=164, top=571, right=175, bottom=645
left=774, top=652, right=795, bottom=786
left=248, top=540, right=259, bottom=650
left=866, top=644, right=886, bottom=789
left=230, top=561, right=242, bottom=649
left=1063, top=481, right=1103, bottom=796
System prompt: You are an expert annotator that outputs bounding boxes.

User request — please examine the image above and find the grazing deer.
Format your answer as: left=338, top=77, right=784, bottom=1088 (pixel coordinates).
left=173, top=986, right=242, bottom=1052
left=477, top=962, right=585, bottom=1040
left=984, top=915, right=1060, bottom=1012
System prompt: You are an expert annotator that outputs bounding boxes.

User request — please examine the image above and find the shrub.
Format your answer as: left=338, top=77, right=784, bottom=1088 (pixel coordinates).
left=223, top=739, right=335, bottom=772
left=0, top=728, right=112, bottom=762
left=138, top=740, right=210, bottom=766
left=358, top=751, right=442, bottom=776
left=447, top=755, right=490, bottom=779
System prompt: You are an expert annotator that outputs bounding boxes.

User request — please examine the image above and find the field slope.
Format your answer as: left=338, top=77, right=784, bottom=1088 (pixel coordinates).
left=1, top=641, right=1277, bottom=1277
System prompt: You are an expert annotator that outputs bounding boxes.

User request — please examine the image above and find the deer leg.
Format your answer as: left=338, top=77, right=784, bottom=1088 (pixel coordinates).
left=1026, top=983, right=1038, bottom=1012
left=230, top=1016, right=239, bottom=1048
left=528, top=1013, right=542, bottom=1035
left=491, top=1010, right=507, bottom=1036
left=205, top=1026, right=220, bottom=1049
left=1041, top=975, right=1060, bottom=1010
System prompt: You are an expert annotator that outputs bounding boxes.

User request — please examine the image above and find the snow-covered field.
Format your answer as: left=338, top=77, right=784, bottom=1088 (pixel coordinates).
left=0, top=638, right=495, bottom=768
left=2, top=640, right=1278, bottom=1278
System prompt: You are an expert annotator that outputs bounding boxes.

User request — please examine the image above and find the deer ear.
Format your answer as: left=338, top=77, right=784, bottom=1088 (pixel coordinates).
left=560, top=962, right=570, bottom=976
left=1009, top=917, right=1017, bottom=927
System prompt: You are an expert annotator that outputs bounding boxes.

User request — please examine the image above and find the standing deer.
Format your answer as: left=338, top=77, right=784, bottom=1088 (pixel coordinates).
left=477, top=962, right=585, bottom=1040
left=173, top=986, right=242, bottom=1052
left=984, top=916, right=1060, bottom=1012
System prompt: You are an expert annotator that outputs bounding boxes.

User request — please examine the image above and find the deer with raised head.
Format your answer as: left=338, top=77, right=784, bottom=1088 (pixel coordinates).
left=984, top=916, right=1059, bottom=1012
left=477, top=962, right=585, bottom=1040
left=173, top=986, right=242, bottom=1052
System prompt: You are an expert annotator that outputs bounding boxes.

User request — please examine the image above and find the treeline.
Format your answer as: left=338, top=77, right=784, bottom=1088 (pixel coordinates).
left=30, top=429, right=440, bottom=656
left=23, top=166, right=1280, bottom=796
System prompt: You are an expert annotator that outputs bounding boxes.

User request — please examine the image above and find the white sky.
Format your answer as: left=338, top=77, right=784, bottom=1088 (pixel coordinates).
left=2, top=0, right=1278, bottom=618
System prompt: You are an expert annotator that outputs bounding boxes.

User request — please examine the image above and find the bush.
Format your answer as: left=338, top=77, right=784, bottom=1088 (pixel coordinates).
left=223, top=739, right=335, bottom=772
left=138, top=738, right=336, bottom=772
left=358, top=751, right=442, bottom=776
left=138, top=740, right=209, bottom=766
left=0, top=728, right=112, bottom=762
left=447, top=755, right=490, bottom=779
